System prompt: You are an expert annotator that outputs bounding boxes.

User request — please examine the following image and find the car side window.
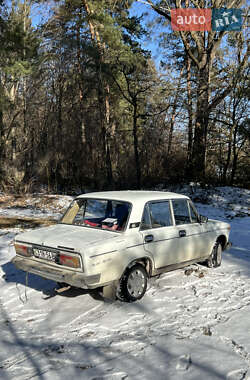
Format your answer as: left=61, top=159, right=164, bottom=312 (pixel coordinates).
left=145, top=201, right=173, bottom=229
left=172, top=199, right=192, bottom=225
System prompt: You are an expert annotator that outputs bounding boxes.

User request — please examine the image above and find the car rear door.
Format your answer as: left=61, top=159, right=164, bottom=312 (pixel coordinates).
left=141, top=199, right=208, bottom=270
left=141, top=200, right=183, bottom=268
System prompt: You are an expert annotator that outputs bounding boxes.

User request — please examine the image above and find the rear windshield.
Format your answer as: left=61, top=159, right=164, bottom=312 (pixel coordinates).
left=61, top=198, right=131, bottom=232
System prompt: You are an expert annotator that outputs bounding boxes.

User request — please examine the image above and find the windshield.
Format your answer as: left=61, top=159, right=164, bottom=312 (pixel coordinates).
left=61, top=198, right=131, bottom=232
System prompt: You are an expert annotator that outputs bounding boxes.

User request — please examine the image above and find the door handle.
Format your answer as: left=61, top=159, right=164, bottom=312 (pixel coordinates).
left=145, top=234, right=154, bottom=243
left=179, top=230, right=186, bottom=237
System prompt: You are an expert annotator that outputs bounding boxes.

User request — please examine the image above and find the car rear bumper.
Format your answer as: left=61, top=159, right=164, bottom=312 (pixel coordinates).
left=12, top=256, right=101, bottom=289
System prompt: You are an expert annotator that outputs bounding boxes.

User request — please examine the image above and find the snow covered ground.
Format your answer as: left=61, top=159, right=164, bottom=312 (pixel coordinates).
left=0, top=187, right=250, bottom=380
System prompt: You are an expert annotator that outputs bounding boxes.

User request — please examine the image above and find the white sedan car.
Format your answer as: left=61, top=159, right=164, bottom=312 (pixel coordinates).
left=12, top=191, right=231, bottom=302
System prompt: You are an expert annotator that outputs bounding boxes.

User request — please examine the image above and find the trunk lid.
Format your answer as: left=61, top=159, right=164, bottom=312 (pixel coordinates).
left=15, top=223, right=119, bottom=251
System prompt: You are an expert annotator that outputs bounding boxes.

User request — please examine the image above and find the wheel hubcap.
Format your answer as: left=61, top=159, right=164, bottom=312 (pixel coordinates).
left=217, top=245, right=222, bottom=264
left=127, top=269, right=145, bottom=297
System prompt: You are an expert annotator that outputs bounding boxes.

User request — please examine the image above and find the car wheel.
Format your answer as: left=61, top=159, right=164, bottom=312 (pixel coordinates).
left=207, top=242, right=222, bottom=268
left=57, top=282, right=68, bottom=288
left=119, top=264, right=148, bottom=302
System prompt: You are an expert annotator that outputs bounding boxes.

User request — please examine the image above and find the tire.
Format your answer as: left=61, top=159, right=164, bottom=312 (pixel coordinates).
left=207, top=242, right=222, bottom=268
left=57, top=282, right=68, bottom=288
left=119, top=264, right=148, bottom=302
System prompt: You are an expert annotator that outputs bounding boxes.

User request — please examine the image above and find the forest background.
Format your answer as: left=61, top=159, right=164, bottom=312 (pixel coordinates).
left=0, top=0, right=249, bottom=194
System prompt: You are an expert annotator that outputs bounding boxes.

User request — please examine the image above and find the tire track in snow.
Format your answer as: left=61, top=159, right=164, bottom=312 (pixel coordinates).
left=145, top=266, right=250, bottom=340
left=220, top=336, right=250, bottom=371
left=0, top=352, right=40, bottom=370
left=0, top=286, right=116, bottom=378
left=1, top=263, right=250, bottom=378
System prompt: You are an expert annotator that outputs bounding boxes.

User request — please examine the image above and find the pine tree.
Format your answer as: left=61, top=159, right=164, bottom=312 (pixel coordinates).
left=0, top=0, right=40, bottom=183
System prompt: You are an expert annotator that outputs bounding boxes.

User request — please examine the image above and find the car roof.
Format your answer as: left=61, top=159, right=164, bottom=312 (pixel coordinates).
left=77, top=190, right=189, bottom=204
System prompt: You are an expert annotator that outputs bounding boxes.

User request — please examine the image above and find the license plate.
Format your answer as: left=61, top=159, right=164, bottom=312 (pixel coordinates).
left=33, top=248, right=57, bottom=262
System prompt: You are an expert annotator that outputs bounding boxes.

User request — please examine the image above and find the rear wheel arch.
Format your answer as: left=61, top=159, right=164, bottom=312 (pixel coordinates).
left=116, top=257, right=153, bottom=302
left=126, top=257, right=153, bottom=277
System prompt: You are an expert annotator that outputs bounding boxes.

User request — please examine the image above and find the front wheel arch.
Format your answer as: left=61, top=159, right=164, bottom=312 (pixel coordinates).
left=217, top=235, right=227, bottom=250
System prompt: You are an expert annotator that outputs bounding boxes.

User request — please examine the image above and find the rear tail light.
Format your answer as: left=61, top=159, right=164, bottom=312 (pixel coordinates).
left=15, top=243, right=81, bottom=269
left=58, top=254, right=80, bottom=268
left=15, top=244, right=32, bottom=257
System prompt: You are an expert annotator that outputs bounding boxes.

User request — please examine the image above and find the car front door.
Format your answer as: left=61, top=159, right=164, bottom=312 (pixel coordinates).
left=171, top=199, right=209, bottom=262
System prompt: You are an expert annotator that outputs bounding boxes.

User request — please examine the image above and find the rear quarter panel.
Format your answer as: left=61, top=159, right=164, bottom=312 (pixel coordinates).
left=84, top=230, right=150, bottom=285
left=202, top=219, right=230, bottom=256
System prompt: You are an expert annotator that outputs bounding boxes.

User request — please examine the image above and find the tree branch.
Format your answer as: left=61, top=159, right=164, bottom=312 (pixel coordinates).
left=112, top=74, right=132, bottom=104
left=138, top=104, right=172, bottom=118
left=208, top=45, right=249, bottom=111
left=179, top=32, right=200, bottom=68
left=136, top=0, right=171, bottom=21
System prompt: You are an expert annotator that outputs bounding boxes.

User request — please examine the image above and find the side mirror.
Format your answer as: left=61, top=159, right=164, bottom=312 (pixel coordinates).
left=199, top=215, right=208, bottom=223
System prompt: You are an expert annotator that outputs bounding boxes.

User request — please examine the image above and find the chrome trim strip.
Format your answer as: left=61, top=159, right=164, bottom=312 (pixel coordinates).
left=90, top=250, right=117, bottom=259
left=57, top=245, right=75, bottom=251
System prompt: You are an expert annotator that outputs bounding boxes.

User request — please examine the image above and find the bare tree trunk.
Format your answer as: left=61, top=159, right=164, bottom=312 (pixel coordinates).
left=23, top=0, right=31, bottom=181
left=166, top=67, right=184, bottom=166
left=0, top=110, right=5, bottom=166
left=186, top=54, right=193, bottom=176
left=83, top=0, right=113, bottom=186
left=76, top=13, right=88, bottom=147
left=191, top=65, right=209, bottom=181
left=132, top=102, right=141, bottom=189
left=222, top=126, right=234, bottom=184
left=230, top=125, right=239, bottom=185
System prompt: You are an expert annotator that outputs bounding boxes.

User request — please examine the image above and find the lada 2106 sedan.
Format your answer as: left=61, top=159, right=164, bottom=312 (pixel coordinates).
left=12, top=191, right=231, bottom=302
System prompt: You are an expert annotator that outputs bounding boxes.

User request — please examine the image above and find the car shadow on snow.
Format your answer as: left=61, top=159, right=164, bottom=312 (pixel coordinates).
left=1, top=260, right=105, bottom=302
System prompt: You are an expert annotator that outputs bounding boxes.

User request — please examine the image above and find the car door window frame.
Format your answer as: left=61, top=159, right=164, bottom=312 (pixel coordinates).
left=188, top=200, right=200, bottom=223
left=171, top=198, right=200, bottom=226
left=140, top=198, right=201, bottom=231
left=140, top=200, right=173, bottom=230
left=140, top=203, right=152, bottom=230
